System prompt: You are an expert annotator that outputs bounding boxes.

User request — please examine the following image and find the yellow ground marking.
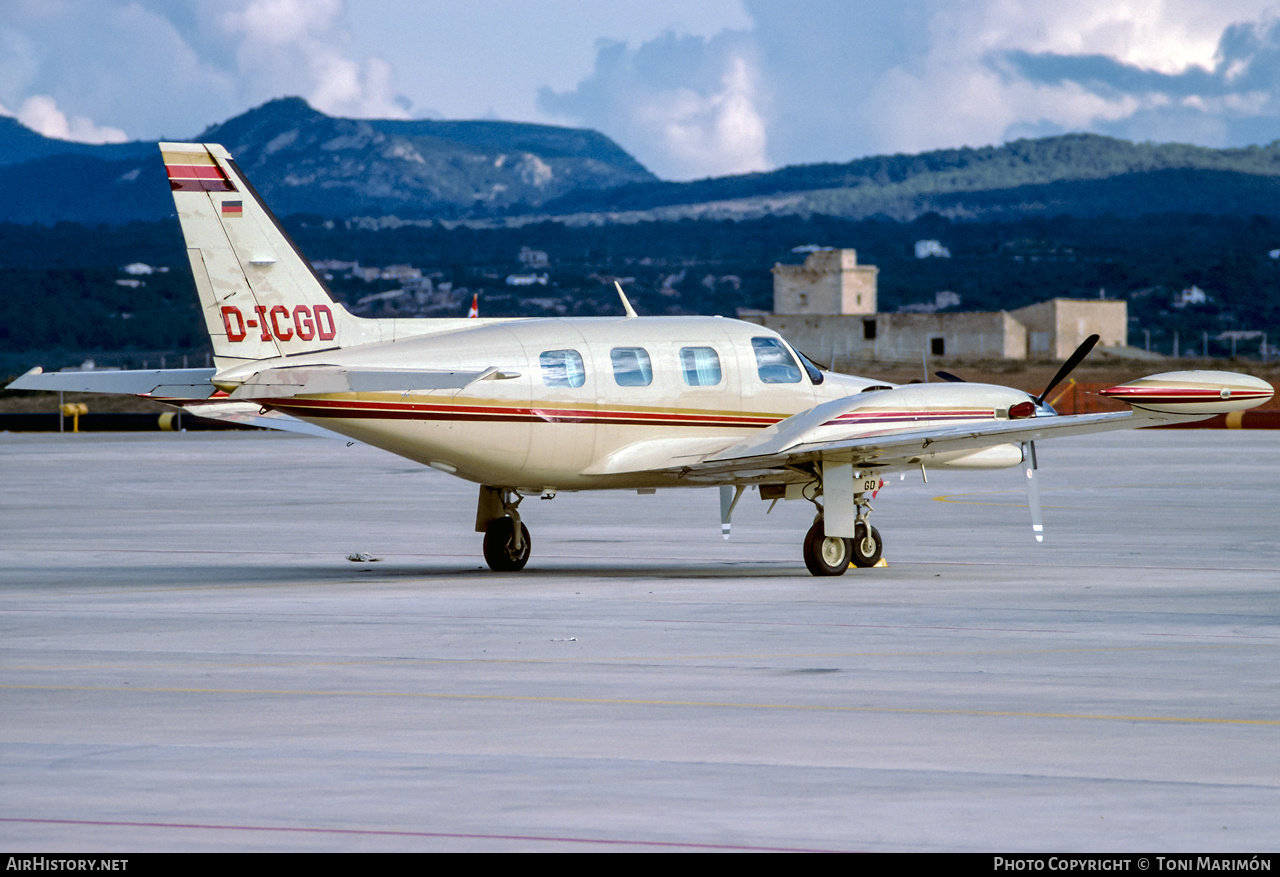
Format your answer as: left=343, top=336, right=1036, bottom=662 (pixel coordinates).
left=6, top=642, right=1274, bottom=673
left=3, top=682, right=1277, bottom=726
left=933, top=483, right=1193, bottom=506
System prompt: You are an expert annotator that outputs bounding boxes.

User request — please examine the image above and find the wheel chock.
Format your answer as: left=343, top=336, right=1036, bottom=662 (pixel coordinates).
left=850, top=557, right=890, bottom=569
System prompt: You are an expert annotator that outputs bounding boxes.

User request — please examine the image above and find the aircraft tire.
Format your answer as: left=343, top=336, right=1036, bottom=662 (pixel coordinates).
left=803, top=519, right=852, bottom=576
left=850, top=524, right=883, bottom=568
left=483, top=516, right=531, bottom=572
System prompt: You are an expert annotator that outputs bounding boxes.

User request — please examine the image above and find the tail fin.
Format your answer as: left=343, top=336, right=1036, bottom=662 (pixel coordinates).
left=161, top=142, right=374, bottom=365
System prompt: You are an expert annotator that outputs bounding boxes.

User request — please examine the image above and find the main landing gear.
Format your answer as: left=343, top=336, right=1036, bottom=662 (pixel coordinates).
left=801, top=487, right=882, bottom=577
left=480, top=488, right=531, bottom=572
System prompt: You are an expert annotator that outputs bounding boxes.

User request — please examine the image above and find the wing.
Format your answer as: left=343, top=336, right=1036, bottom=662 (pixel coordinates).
left=630, top=370, right=1272, bottom=484
left=672, top=409, right=1173, bottom=482
left=8, top=367, right=219, bottom=399
left=226, top=365, right=518, bottom=399
left=6, top=364, right=512, bottom=439
left=7, top=364, right=515, bottom=399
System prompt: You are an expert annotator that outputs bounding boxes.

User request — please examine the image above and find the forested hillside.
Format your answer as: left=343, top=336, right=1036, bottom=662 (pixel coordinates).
left=4, top=210, right=1278, bottom=370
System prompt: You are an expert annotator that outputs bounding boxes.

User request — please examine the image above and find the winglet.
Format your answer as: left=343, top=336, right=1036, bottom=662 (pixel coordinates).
left=615, top=281, right=637, bottom=319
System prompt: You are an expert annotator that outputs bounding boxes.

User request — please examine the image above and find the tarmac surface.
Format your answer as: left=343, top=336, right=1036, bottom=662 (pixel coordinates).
left=1, top=430, right=1278, bottom=852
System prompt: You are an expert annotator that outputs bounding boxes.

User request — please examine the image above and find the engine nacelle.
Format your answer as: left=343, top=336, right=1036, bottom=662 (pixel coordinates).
left=939, top=444, right=1025, bottom=469
left=1100, top=371, right=1273, bottom=415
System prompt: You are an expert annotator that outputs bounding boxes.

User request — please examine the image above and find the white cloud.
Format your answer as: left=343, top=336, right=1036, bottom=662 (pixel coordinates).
left=539, top=31, right=768, bottom=180
left=8, top=1, right=1280, bottom=179
left=14, top=94, right=128, bottom=143
left=219, top=0, right=409, bottom=119
left=735, top=0, right=1280, bottom=165
left=0, top=0, right=410, bottom=141
left=630, top=54, right=767, bottom=179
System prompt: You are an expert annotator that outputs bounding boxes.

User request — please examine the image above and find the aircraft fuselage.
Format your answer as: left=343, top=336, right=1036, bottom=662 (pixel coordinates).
left=220, top=315, right=1032, bottom=491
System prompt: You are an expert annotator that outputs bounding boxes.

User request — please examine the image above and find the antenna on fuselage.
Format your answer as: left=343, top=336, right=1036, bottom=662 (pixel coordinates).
left=614, top=281, right=638, bottom=319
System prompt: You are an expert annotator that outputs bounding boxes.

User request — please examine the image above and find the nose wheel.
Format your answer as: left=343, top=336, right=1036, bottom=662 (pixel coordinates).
left=483, top=515, right=531, bottom=572
left=480, top=488, right=532, bottom=572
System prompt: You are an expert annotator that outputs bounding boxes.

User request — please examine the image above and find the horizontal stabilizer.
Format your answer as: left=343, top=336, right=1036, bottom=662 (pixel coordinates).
left=228, top=365, right=515, bottom=399
left=7, top=367, right=217, bottom=399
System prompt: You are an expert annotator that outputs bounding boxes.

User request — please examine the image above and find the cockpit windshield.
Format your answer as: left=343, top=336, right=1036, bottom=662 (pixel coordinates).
left=793, top=348, right=825, bottom=385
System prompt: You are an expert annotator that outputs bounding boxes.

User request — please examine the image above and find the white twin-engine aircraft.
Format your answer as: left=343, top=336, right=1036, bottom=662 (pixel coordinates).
left=10, top=143, right=1275, bottom=575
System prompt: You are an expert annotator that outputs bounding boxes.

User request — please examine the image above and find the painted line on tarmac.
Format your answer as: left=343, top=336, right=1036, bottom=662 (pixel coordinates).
left=6, top=641, right=1276, bottom=673
left=932, top=482, right=1194, bottom=506
left=0, top=816, right=838, bottom=852
left=4, top=683, right=1277, bottom=726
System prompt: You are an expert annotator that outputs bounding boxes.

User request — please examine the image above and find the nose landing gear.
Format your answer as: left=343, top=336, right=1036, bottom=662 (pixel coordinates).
left=483, top=515, right=531, bottom=572
left=479, top=487, right=531, bottom=572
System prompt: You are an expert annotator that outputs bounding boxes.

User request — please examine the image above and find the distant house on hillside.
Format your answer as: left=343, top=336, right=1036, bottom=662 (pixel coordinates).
left=506, top=273, right=548, bottom=286
left=518, top=247, right=549, bottom=269
left=1172, top=285, right=1208, bottom=308
left=914, top=240, right=951, bottom=259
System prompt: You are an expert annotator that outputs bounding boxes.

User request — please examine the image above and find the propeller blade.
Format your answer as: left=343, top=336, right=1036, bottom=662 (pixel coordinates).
left=1037, top=334, right=1099, bottom=404
left=935, top=371, right=966, bottom=383
left=1023, top=441, right=1043, bottom=542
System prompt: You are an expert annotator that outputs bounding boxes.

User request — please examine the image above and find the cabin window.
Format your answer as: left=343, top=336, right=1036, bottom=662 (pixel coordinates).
left=751, top=337, right=802, bottom=383
left=680, top=347, right=722, bottom=386
left=540, top=349, right=586, bottom=388
left=610, top=347, right=653, bottom=387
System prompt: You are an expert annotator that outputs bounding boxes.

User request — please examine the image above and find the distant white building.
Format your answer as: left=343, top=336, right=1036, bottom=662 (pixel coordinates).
left=311, top=259, right=358, bottom=272
left=742, top=247, right=1126, bottom=362
left=518, top=247, right=549, bottom=269
left=506, top=273, right=548, bottom=286
left=771, top=249, right=878, bottom=315
left=356, top=289, right=408, bottom=306
left=1172, top=285, right=1208, bottom=308
left=914, top=240, right=951, bottom=259
left=381, top=264, right=422, bottom=281
left=896, top=291, right=961, bottom=314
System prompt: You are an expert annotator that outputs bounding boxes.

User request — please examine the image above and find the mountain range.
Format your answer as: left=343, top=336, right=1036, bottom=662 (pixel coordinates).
left=4, top=97, right=1280, bottom=225
left=0, top=97, right=655, bottom=224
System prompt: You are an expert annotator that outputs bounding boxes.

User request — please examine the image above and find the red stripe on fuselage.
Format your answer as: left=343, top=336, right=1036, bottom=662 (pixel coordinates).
left=258, top=397, right=784, bottom=428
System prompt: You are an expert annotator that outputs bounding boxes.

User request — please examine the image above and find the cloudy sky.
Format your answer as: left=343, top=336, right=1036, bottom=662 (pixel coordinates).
left=4, top=0, right=1280, bottom=180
